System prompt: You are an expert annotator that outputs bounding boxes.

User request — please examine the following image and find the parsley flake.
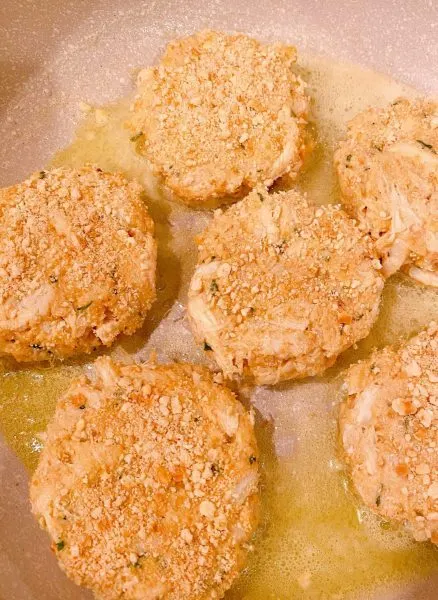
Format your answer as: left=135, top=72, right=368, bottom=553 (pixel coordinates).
left=417, top=139, right=435, bottom=153
left=130, top=132, right=144, bottom=142
left=76, top=301, right=93, bottom=312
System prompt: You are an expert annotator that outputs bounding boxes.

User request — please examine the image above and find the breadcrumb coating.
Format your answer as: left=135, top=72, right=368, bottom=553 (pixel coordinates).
left=188, top=188, right=384, bottom=385
left=0, top=166, right=156, bottom=361
left=335, top=98, right=438, bottom=286
left=129, top=30, right=310, bottom=207
left=340, top=323, right=438, bottom=544
left=30, top=357, right=259, bottom=599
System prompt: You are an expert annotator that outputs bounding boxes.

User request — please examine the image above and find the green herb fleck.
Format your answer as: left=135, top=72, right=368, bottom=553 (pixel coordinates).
left=373, top=143, right=384, bottom=152
left=416, top=139, right=435, bottom=153
left=249, top=455, right=257, bottom=465
left=211, top=463, right=220, bottom=475
left=257, top=192, right=264, bottom=202
left=376, top=483, right=384, bottom=507
left=56, top=541, right=65, bottom=551
left=76, top=301, right=93, bottom=312
left=275, top=240, right=287, bottom=254
left=380, top=521, right=391, bottom=530
left=210, top=280, right=219, bottom=294
left=346, top=154, right=352, bottom=162
left=130, top=132, right=143, bottom=142
left=204, top=341, right=212, bottom=351
left=39, top=170, right=46, bottom=179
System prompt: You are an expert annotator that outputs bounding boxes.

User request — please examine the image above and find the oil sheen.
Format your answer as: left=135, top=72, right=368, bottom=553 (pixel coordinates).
left=0, top=53, right=437, bottom=599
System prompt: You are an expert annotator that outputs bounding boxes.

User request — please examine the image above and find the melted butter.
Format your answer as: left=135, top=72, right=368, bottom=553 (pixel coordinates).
left=0, top=53, right=437, bottom=598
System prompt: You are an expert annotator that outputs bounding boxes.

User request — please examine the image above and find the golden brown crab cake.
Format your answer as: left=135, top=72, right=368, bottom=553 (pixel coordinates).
left=0, top=167, right=156, bottom=362
left=187, top=188, right=384, bottom=385
left=30, top=357, right=259, bottom=600
left=340, top=323, right=438, bottom=545
left=129, top=30, right=310, bottom=207
left=334, top=97, right=438, bottom=286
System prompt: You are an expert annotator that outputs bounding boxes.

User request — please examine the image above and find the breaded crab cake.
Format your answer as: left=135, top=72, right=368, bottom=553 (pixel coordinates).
left=187, top=188, right=384, bottom=385
left=129, top=30, right=310, bottom=207
left=334, top=98, right=438, bottom=286
left=0, top=166, right=156, bottom=362
left=340, top=323, right=438, bottom=544
left=30, top=357, right=259, bottom=600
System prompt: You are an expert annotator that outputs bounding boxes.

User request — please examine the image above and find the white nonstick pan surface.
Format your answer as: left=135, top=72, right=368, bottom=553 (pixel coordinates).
left=0, top=1, right=437, bottom=599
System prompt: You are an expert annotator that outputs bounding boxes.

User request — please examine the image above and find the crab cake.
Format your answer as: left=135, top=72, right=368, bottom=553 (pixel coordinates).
left=30, top=357, right=259, bottom=600
left=187, top=188, right=384, bottom=385
left=129, top=30, right=310, bottom=207
left=334, top=98, right=438, bottom=286
left=340, top=323, right=438, bottom=544
left=0, top=167, right=156, bottom=362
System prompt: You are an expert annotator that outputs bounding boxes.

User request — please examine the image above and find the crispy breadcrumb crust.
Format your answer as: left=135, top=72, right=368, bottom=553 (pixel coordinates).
left=129, top=30, right=310, bottom=207
left=188, top=188, right=384, bottom=385
left=0, top=166, right=157, bottom=361
left=340, top=323, right=438, bottom=544
left=30, top=357, right=259, bottom=600
left=335, top=98, right=438, bottom=286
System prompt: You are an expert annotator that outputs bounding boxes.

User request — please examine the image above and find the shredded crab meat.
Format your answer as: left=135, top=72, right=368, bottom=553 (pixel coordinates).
left=232, top=472, right=258, bottom=504
left=388, top=141, right=438, bottom=166
left=409, top=266, right=438, bottom=287
left=381, top=236, right=410, bottom=278
left=0, top=285, right=56, bottom=329
left=376, top=171, right=434, bottom=278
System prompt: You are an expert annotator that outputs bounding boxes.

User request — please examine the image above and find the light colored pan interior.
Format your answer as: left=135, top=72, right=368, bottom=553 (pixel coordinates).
left=0, top=1, right=437, bottom=599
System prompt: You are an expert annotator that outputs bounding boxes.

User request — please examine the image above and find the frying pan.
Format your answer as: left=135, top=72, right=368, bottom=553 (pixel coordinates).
left=0, top=1, right=437, bottom=599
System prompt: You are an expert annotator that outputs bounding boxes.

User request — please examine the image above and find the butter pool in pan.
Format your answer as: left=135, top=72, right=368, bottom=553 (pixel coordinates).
left=0, top=3, right=437, bottom=599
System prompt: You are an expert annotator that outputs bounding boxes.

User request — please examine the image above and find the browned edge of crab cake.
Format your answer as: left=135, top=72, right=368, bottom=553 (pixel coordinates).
left=30, top=356, right=260, bottom=600
left=334, top=97, right=438, bottom=286
left=187, top=187, right=384, bottom=385
left=128, top=30, right=310, bottom=208
left=340, top=322, right=438, bottom=544
left=0, top=166, right=157, bottom=362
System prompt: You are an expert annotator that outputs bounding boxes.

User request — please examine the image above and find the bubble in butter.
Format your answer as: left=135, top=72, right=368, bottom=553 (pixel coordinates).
left=0, top=52, right=437, bottom=599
